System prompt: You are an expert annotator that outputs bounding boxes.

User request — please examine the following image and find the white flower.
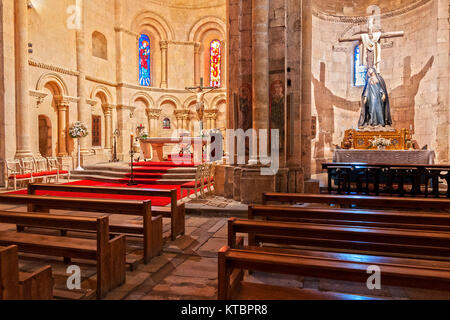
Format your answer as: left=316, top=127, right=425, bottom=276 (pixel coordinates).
left=69, top=121, right=89, bottom=139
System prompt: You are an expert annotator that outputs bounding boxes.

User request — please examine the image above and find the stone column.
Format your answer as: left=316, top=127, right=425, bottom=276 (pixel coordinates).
left=147, top=108, right=162, bottom=137
left=301, top=0, right=312, bottom=180
left=160, top=41, right=168, bottom=88
left=250, top=0, right=270, bottom=164
left=116, top=105, right=135, bottom=159
left=194, top=42, right=201, bottom=86
left=102, top=104, right=113, bottom=149
left=14, top=0, right=33, bottom=158
left=55, top=97, right=70, bottom=157
left=76, top=0, right=89, bottom=154
left=205, top=109, right=219, bottom=130
left=174, top=109, right=190, bottom=133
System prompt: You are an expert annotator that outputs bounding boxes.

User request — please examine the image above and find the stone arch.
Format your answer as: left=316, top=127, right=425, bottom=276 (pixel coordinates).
left=131, top=11, right=174, bottom=40
left=188, top=16, right=226, bottom=42
left=92, top=31, right=108, bottom=60
left=91, top=85, right=113, bottom=104
left=130, top=91, right=156, bottom=109
left=209, top=94, right=226, bottom=110
left=36, top=72, right=69, bottom=96
left=157, top=95, right=181, bottom=109
left=183, top=95, right=201, bottom=110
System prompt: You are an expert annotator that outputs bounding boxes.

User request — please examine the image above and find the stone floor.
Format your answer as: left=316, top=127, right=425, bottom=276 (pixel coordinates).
left=1, top=191, right=450, bottom=300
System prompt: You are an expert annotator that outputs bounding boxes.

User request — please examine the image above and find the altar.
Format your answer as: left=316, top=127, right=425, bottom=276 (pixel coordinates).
left=333, top=149, right=436, bottom=165
left=139, top=137, right=208, bottom=162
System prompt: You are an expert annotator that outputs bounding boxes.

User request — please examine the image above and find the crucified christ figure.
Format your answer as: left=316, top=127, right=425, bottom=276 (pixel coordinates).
left=185, top=82, right=217, bottom=121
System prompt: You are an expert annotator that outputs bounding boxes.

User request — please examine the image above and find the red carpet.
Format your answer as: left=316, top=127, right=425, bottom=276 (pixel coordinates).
left=133, top=161, right=196, bottom=167
left=11, top=180, right=202, bottom=207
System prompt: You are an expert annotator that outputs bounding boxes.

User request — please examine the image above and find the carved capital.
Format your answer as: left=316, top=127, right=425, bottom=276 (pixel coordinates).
left=174, top=109, right=190, bottom=120
left=160, top=40, right=168, bottom=50
left=54, top=95, right=71, bottom=108
left=102, top=103, right=115, bottom=115
left=146, top=108, right=162, bottom=119
left=29, top=90, right=48, bottom=106
left=194, top=42, right=202, bottom=54
left=204, top=109, right=219, bottom=120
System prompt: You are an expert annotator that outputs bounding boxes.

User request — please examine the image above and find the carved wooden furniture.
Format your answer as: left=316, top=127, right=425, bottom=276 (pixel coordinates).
left=322, top=163, right=450, bottom=197
left=341, top=128, right=409, bottom=150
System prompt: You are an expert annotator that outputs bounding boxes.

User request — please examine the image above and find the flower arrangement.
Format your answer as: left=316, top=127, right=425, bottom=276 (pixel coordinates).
left=369, top=136, right=391, bottom=148
left=69, top=121, right=88, bottom=139
left=136, top=124, right=148, bottom=140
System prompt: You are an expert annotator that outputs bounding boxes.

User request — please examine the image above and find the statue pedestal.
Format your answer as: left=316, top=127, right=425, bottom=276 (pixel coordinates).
left=341, top=128, right=410, bottom=150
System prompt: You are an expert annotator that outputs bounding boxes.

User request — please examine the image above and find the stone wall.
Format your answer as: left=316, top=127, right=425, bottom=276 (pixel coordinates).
left=311, top=0, right=449, bottom=173
left=0, top=0, right=228, bottom=173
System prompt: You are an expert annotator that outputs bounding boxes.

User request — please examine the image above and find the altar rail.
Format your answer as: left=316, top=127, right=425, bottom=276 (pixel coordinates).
left=322, top=163, right=450, bottom=198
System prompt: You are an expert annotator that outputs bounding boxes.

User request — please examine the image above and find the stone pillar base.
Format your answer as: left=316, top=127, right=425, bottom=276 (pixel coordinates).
left=58, top=156, right=74, bottom=171
left=213, top=165, right=226, bottom=196
left=304, top=179, right=320, bottom=194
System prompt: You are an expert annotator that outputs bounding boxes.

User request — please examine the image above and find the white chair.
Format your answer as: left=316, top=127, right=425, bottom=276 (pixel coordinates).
left=4, top=159, right=33, bottom=190
left=47, top=157, right=71, bottom=183
left=33, top=157, right=58, bottom=183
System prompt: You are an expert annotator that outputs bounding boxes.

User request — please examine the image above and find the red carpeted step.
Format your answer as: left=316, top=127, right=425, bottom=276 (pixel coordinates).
left=9, top=180, right=200, bottom=206
left=133, top=161, right=197, bottom=167
left=123, top=172, right=166, bottom=178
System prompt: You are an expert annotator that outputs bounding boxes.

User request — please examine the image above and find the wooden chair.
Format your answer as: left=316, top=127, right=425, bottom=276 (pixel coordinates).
left=4, top=159, right=34, bottom=190
left=47, top=157, right=71, bottom=182
left=0, top=194, right=163, bottom=264
left=0, top=211, right=126, bottom=299
left=0, top=245, right=53, bottom=300
left=32, top=157, right=58, bottom=183
left=28, top=183, right=185, bottom=241
left=181, top=163, right=206, bottom=199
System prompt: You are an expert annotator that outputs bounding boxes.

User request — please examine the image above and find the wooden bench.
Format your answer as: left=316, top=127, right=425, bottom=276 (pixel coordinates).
left=249, top=205, right=450, bottom=232
left=0, top=194, right=162, bottom=264
left=0, top=211, right=126, bottom=299
left=262, top=192, right=450, bottom=210
left=0, top=245, right=53, bottom=300
left=28, top=183, right=185, bottom=240
left=228, top=218, right=450, bottom=260
left=218, top=246, right=450, bottom=299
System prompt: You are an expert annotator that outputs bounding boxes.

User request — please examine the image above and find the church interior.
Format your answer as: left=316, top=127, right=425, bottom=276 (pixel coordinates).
left=0, top=0, right=449, bottom=302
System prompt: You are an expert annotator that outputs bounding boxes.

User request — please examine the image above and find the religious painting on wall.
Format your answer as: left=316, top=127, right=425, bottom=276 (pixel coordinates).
left=210, top=40, right=221, bottom=87
left=238, top=84, right=252, bottom=131
left=270, top=80, right=285, bottom=150
left=139, top=34, right=151, bottom=87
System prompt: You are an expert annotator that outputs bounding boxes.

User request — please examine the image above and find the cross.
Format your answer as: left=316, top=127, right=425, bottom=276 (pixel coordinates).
left=339, top=16, right=404, bottom=72
left=185, top=77, right=218, bottom=124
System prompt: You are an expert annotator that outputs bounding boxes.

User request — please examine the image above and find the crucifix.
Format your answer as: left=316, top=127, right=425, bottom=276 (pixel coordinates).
left=339, top=16, right=404, bottom=72
left=185, top=77, right=217, bottom=131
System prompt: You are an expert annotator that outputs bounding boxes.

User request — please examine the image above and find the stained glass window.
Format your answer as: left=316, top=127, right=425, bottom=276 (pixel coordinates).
left=354, top=44, right=367, bottom=87
left=139, top=34, right=151, bottom=86
left=210, top=40, right=221, bottom=87
left=162, top=118, right=171, bottom=129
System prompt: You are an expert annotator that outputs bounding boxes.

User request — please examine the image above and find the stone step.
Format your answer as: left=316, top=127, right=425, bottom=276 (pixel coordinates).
left=69, top=173, right=194, bottom=185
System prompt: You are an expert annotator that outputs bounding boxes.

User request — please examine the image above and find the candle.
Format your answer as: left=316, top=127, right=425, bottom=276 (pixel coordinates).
left=130, top=133, right=134, bottom=147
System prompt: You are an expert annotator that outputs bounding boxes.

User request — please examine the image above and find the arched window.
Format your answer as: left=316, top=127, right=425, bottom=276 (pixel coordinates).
left=353, top=44, right=367, bottom=87
left=209, top=40, right=221, bottom=87
left=162, top=118, right=171, bottom=129
left=139, top=34, right=151, bottom=86
left=92, top=31, right=107, bottom=60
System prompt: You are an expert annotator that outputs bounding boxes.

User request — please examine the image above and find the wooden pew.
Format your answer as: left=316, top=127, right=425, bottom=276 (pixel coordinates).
left=0, top=212, right=126, bottom=299
left=0, top=194, right=162, bottom=263
left=262, top=192, right=450, bottom=210
left=0, top=245, right=53, bottom=300
left=28, top=183, right=185, bottom=240
left=218, top=246, right=450, bottom=300
left=248, top=205, right=450, bottom=232
left=228, top=218, right=450, bottom=260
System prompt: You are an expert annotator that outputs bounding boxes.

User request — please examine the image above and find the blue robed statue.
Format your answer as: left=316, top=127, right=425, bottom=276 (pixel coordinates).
left=358, top=67, right=392, bottom=128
